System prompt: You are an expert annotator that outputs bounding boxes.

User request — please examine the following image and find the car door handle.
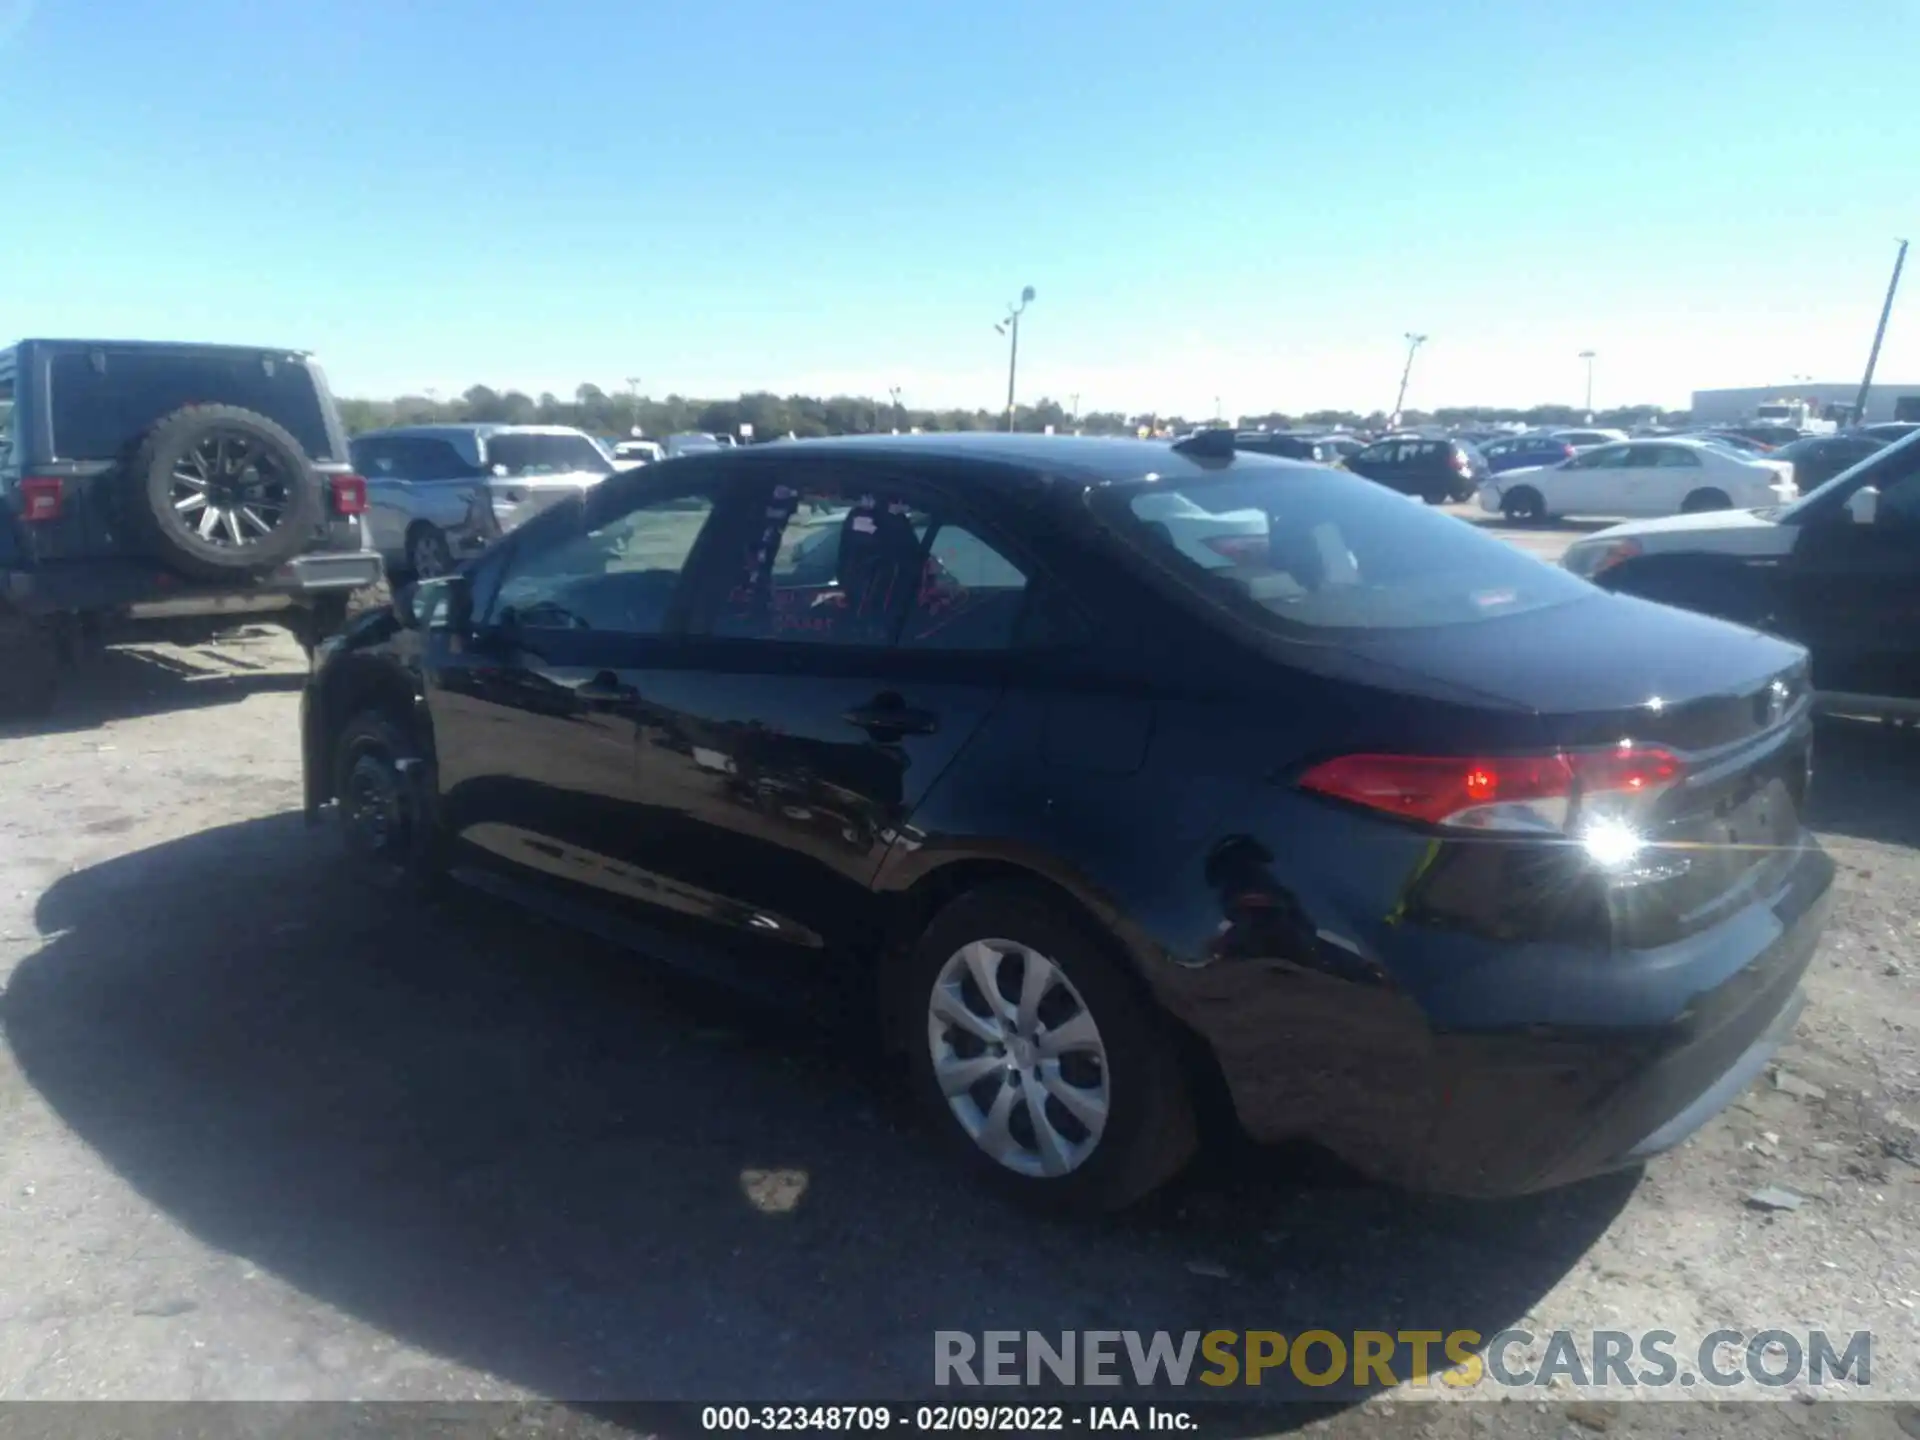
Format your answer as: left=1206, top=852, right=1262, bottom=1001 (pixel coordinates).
left=842, top=695, right=939, bottom=738
left=575, top=671, right=639, bottom=704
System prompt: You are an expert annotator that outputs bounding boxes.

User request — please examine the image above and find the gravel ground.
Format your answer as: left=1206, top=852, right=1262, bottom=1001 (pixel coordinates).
left=0, top=529, right=1916, bottom=1438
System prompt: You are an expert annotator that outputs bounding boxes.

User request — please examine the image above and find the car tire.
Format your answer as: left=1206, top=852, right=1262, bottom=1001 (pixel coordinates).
left=902, top=882, right=1197, bottom=1213
left=126, top=405, right=323, bottom=581
left=0, top=612, right=60, bottom=720
left=406, top=525, right=455, bottom=579
left=331, top=709, right=443, bottom=893
left=1680, top=487, right=1733, bottom=514
left=1501, top=486, right=1546, bottom=524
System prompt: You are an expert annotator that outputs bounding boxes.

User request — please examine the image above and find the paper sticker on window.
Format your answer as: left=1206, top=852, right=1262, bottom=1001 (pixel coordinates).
left=851, top=515, right=877, bottom=534
left=1472, top=588, right=1518, bottom=608
left=773, top=486, right=796, bottom=500
left=887, top=500, right=911, bottom=515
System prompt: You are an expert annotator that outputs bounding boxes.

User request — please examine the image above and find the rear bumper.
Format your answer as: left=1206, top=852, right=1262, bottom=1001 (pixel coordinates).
left=4, top=550, right=385, bottom=619
left=1200, top=836, right=1835, bottom=1197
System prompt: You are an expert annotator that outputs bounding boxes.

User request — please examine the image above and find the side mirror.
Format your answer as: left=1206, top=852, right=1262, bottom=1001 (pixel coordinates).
left=1846, top=487, right=1880, bottom=525
left=394, top=575, right=471, bottom=632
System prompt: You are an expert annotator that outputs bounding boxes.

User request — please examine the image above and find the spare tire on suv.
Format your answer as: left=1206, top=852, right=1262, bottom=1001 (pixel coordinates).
left=124, top=404, right=323, bottom=581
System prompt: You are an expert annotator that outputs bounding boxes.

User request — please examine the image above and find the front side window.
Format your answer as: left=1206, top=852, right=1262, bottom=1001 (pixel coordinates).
left=48, top=349, right=334, bottom=460
left=1651, top=445, right=1702, bottom=468
left=710, top=474, right=1031, bottom=650
left=1092, top=461, right=1590, bottom=635
left=483, top=431, right=613, bottom=477
left=492, top=488, right=717, bottom=635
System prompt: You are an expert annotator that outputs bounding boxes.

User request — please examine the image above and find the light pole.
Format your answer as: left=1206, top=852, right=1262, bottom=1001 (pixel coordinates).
left=889, top=386, right=903, bottom=432
left=996, top=286, right=1036, bottom=432
left=625, top=376, right=642, bottom=435
left=1853, top=238, right=1906, bottom=429
left=1214, top=395, right=1223, bottom=424
left=1392, top=333, right=1427, bottom=425
left=1068, top=392, right=1080, bottom=431
left=1578, top=351, right=1596, bottom=418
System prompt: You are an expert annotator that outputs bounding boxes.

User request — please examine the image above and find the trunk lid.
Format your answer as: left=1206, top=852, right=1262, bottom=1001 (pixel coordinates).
left=1344, top=591, right=1815, bottom=933
left=1342, top=591, right=1806, bottom=752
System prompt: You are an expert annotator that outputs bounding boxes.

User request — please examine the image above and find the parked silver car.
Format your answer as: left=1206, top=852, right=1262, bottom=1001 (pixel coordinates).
left=350, top=424, right=615, bottom=577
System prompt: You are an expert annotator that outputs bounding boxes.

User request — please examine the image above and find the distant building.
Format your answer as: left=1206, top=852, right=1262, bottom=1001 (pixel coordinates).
left=1689, top=382, right=1920, bottom=425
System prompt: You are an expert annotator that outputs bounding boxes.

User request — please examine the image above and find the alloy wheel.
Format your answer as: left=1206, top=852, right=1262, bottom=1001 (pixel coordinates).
left=926, top=939, right=1110, bottom=1178
left=168, top=431, right=296, bottom=549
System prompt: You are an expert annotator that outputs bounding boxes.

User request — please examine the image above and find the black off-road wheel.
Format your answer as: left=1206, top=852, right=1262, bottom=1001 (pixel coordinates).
left=126, top=405, right=322, bottom=581
left=900, top=882, right=1197, bottom=1213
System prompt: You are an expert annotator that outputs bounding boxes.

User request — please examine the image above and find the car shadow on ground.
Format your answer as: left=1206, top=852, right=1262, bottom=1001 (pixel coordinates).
left=1806, top=715, right=1920, bottom=850
left=0, top=637, right=308, bottom=739
left=2, top=814, right=1632, bottom=1425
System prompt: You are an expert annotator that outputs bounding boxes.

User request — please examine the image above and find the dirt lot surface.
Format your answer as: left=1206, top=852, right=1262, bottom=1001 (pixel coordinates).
left=1, top=520, right=1917, bottom=1438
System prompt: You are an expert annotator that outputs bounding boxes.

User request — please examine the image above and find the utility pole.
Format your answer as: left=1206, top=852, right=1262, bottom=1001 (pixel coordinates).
left=1068, top=392, right=1080, bottom=426
left=1579, top=351, right=1597, bottom=418
left=1392, top=333, right=1428, bottom=425
left=997, top=286, right=1036, bottom=432
left=625, top=376, right=642, bottom=435
left=1853, top=239, right=1908, bottom=428
left=889, top=386, right=903, bottom=432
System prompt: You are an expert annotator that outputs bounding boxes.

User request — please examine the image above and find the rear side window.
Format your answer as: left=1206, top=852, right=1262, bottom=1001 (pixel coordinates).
left=1092, top=462, right=1590, bottom=634
left=48, top=349, right=334, bottom=460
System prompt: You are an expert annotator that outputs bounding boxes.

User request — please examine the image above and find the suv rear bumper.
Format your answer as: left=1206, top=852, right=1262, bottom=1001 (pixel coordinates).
left=5, top=550, right=385, bottom=619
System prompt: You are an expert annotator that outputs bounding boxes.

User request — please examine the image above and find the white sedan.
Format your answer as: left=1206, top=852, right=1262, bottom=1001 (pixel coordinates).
left=1476, top=438, right=1796, bottom=524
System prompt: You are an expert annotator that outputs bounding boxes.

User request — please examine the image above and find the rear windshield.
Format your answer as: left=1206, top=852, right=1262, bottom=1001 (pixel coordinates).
left=48, top=349, right=334, bottom=460
left=1091, top=461, right=1590, bottom=635
left=483, top=431, right=613, bottom=476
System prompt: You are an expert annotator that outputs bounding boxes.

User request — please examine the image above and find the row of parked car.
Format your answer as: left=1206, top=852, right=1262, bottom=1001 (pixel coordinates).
left=6, top=336, right=1916, bottom=1219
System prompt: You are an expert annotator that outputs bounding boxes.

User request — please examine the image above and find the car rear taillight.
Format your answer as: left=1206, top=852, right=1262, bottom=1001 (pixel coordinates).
left=1202, top=534, right=1268, bottom=564
left=1450, top=450, right=1471, bottom=474
left=20, top=477, right=63, bottom=522
left=329, top=473, right=368, bottom=516
left=1559, top=444, right=1575, bottom=461
left=1298, top=743, right=1683, bottom=837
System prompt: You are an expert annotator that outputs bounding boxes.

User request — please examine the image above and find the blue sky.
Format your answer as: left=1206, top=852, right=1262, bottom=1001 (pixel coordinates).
left=0, top=0, right=1913, bottom=414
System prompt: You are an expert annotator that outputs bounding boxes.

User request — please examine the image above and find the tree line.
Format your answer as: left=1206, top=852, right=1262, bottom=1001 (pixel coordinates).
left=333, top=383, right=1684, bottom=441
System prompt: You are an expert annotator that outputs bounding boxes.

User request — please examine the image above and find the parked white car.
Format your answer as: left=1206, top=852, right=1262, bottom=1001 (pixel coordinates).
left=1477, top=437, right=1796, bottom=524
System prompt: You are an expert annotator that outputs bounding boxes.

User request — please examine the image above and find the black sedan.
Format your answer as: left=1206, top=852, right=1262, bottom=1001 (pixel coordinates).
left=1771, top=432, right=1888, bottom=492
left=302, top=433, right=1835, bottom=1211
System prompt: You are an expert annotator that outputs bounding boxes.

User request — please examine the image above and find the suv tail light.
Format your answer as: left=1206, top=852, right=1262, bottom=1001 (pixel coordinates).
left=329, top=473, right=368, bottom=516
left=1299, top=744, right=1684, bottom=842
left=20, top=477, right=63, bottom=522
left=1450, top=449, right=1471, bottom=474
left=1559, top=444, right=1576, bottom=461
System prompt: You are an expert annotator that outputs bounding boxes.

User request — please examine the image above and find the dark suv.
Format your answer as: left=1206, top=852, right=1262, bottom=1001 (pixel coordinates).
left=0, top=339, right=383, bottom=713
left=1344, top=436, right=1489, bottom=502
